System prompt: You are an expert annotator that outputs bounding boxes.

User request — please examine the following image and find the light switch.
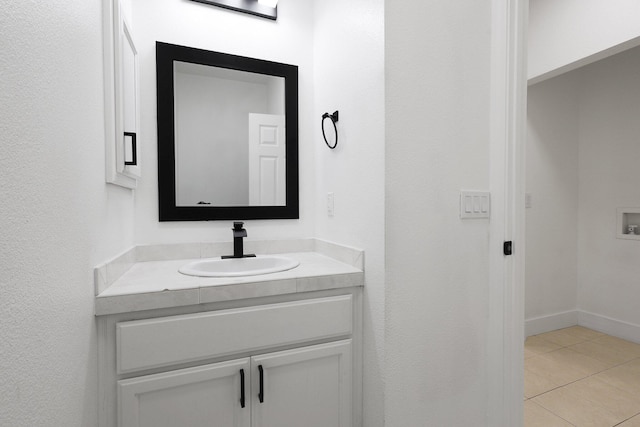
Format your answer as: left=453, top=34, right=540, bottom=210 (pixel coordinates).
left=460, top=191, right=491, bottom=219
left=481, top=196, right=489, bottom=213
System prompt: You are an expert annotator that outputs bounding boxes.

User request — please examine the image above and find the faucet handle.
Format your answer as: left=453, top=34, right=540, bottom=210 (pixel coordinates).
left=233, top=221, right=245, bottom=230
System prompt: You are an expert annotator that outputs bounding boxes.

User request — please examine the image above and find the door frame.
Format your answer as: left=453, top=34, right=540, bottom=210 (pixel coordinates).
left=488, top=0, right=528, bottom=425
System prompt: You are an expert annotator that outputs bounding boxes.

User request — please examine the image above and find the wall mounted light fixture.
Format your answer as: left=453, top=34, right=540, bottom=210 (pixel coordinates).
left=189, top=0, right=278, bottom=20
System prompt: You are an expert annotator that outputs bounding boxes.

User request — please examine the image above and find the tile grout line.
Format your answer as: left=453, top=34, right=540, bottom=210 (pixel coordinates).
left=613, top=409, right=640, bottom=426
left=526, top=329, right=640, bottom=426
left=528, top=399, right=578, bottom=426
left=527, top=354, right=640, bottom=400
left=530, top=368, right=640, bottom=427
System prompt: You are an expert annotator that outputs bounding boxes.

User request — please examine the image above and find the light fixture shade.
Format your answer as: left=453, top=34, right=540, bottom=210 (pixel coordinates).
left=258, top=0, right=278, bottom=7
left=189, top=0, right=277, bottom=20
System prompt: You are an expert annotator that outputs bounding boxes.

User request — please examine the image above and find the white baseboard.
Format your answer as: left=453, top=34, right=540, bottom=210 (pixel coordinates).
left=578, top=311, right=640, bottom=344
left=525, top=310, right=578, bottom=337
left=525, top=310, right=640, bottom=344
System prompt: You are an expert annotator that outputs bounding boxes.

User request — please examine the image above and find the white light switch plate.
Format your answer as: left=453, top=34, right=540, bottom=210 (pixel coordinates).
left=460, top=191, right=491, bottom=219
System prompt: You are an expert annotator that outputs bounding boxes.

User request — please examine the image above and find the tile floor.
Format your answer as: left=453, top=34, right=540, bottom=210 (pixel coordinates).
left=525, top=326, right=640, bottom=427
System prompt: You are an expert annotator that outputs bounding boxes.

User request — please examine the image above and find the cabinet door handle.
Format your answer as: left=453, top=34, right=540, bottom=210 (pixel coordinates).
left=258, top=365, right=264, bottom=403
left=240, top=369, right=245, bottom=408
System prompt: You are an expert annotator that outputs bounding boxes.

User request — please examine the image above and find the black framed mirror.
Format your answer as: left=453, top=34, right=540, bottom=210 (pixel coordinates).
left=156, top=42, right=299, bottom=221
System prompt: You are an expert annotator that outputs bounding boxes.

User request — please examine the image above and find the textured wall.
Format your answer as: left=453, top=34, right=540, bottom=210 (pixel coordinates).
left=526, top=73, right=580, bottom=324
left=311, top=0, right=385, bottom=425
left=0, top=1, right=135, bottom=426
left=385, top=0, right=493, bottom=424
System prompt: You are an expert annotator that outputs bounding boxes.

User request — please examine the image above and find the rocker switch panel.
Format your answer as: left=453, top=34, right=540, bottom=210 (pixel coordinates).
left=460, top=191, right=491, bottom=219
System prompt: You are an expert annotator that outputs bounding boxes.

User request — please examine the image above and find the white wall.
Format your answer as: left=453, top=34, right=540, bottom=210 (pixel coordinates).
left=0, top=2, right=135, bottom=426
left=525, top=72, right=580, bottom=329
left=526, top=46, right=640, bottom=338
left=577, top=46, right=640, bottom=329
left=528, top=0, right=640, bottom=84
left=132, top=0, right=315, bottom=243
left=311, top=0, right=385, bottom=425
left=385, top=1, right=493, bottom=425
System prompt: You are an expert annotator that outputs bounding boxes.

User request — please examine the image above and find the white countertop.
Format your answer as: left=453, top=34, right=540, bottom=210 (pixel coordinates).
left=95, top=243, right=364, bottom=316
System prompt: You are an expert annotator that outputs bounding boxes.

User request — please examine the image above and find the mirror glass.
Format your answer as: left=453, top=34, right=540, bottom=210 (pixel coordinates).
left=156, top=42, right=299, bottom=221
left=174, top=62, right=285, bottom=207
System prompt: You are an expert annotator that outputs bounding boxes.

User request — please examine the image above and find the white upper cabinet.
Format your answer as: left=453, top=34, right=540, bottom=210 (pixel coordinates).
left=103, top=0, right=140, bottom=189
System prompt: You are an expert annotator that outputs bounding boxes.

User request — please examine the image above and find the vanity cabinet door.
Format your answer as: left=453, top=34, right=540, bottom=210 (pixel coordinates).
left=251, top=340, right=352, bottom=427
left=118, top=358, right=250, bottom=427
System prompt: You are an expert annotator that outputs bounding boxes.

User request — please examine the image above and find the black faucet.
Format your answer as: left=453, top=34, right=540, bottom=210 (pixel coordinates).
left=222, top=222, right=255, bottom=259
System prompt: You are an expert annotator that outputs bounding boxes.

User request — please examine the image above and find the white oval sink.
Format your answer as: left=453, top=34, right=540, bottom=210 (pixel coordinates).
left=179, top=255, right=300, bottom=277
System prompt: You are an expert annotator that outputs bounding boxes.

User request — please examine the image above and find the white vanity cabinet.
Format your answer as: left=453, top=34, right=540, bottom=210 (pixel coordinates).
left=118, top=340, right=351, bottom=427
left=251, top=340, right=352, bottom=427
left=119, top=358, right=251, bottom=427
left=98, top=289, right=362, bottom=427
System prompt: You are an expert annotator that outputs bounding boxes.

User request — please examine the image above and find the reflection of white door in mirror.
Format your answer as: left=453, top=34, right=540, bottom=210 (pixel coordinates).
left=103, top=0, right=140, bottom=189
left=248, top=114, right=286, bottom=206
